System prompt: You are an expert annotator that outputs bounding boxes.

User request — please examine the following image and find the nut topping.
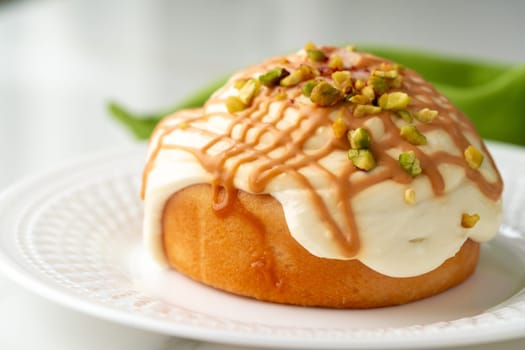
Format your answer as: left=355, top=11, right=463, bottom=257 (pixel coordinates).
left=353, top=104, right=381, bottom=118
left=461, top=213, right=480, bottom=228
left=348, top=149, right=376, bottom=171
left=259, top=67, right=290, bottom=87
left=348, top=127, right=371, bottom=149
left=400, top=125, right=427, bottom=145
left=414, top=108, right=438, bottom=123
left=399, top=151, right=422, bottom=176
left=225, top=96, right=247, bottom=113
left=378, top=92, right=411, bottom=111
left=464, top=145, right=484, bottom=169
left=404, top=188, right=416, bottom=204
left=310, top=82, right=343, bottom=106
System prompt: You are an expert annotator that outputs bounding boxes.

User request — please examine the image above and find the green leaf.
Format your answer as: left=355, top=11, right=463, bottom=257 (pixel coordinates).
left=107, top=76, right=228, bottom=140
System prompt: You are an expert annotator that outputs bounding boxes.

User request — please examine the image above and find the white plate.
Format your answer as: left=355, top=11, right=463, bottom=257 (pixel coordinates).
left=0, top=142, right=524, bottom=349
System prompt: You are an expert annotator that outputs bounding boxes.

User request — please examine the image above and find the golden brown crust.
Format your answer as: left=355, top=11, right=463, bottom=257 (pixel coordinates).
left=162, top=184, right=480, bottom=308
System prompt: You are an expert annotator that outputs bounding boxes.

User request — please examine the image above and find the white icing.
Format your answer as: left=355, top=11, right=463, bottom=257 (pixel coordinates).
left=142, top=58, right=502, bottom=277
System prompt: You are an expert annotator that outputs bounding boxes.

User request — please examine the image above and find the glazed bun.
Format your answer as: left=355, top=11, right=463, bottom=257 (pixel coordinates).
left=142, top=44, right=502, bottom=308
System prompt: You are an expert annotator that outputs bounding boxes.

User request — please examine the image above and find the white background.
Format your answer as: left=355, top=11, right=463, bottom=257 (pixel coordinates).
left=0, top=0, right=524, bottom=349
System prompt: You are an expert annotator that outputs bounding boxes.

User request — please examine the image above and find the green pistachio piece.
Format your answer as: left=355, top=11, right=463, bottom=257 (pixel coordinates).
left=349, top=94, right=370, bottom=105
left=225, top=96, right=247, bottom=113
left=307, top=49, right=327, bottom=62
left=348, top=149, right=376, bottom=171
left=331, top=71, right=352, bottom=93
left=361, top=86, right=375, bottom=101
left=400, top=125, right=427, bottom=145
left=332, top=117, right=347, bottom=138
left=396, top=110, right=413, bottom=123
left=461, top=213, right=480, bottom=228
left=304, top=41, right=317, bottom=51
left=464, top=145, right=484, bottom=169
left=233, top=78, right=248, bottom=90
left=344, top=93, right=356, bottom=102
left=373, top=69, right=398, bottom=79
left=378, top=92, right=411, bottom=110
left=302, top=79, right=319, bottom=97
left=259, top=67, right=290, bottom=87
left=310, top=82, right=343, bottom=107
left=399, top=151, right=422, bottom=176
left=390, top=75, right=403, bottom=88
left=353, top=104, right=381, bottom=118
left=281, top=64, right=315, bottom=87
left=328, top=54, right=343, bottom=69
left=348, top=127, right=371, bottom=149
left=280, top=71, right=304, bottom=87
left=404, top=188, right=416, bottom=204
left=354, top=79, right=366, bottom=90
left=368, top=75, right=388, bottom=94
left=300, top=63, right=319, bottom=77
left=413, top=108, right=439, bottom=123
left=238, top=78, right=260, bottom=105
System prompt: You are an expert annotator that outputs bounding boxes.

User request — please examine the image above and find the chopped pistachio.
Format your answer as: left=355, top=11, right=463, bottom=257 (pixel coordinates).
left=368, top=75, right=388, bottom=94
left=461, top=213, right=480, bottom=228
left=307, top=49, right=327, bottom=62
left=380, top=62, right=401, bottom=72
left=400, top=125, right=427, bottom=145
left=373, top=69, right=398, bottom=79
left=280, top=72, right=303, bottom=87
left=349, top=94, right=370, bottom=105
left=353, top=104, right=381, bottom=118
left=361, top=86, right=375, bottom=101
left=233, top=78, right=248, bottom=90
left=328, top=54, right=343, bottom=69
left=396, top=110, right=413, bottom=123
left=302, top=80, right=319, bottom=97
left=225, top=96, right=247, bottom=113
left=259, top=67, right=290, bottom=87
left=332, top=117, right=347, bottom=138
left=331, top=71, right=352, bottom=93
left=354, top=79, right=366, bottom=90
left=304, top=41, right=317, bottom=51
left=390, top=75, right=403, bottom=88
left=280, top=74, right=302, bottom=87
left=348, top=149, right=376, bottom=171
left=301, top=63, right=319, bottom=76
left=344, top=93, right=356, bottom=102
left=378, top=92, right=411, bottom=110
left=348, top=128, right=371, bottom=149
left=399, top=151, right=422, bottom=176
left=464, top=145, right=484, bottom=169
left=414, top=108, right=438, bottom=123
left=310, top=82, right=343, bottom=106
left=238, top=78, right=260, bottom=105
left=385, top=70, right=399, bottom=79
left=281, top=64, right=315, bottom=87
left=404, top=188, right=416, bottom=204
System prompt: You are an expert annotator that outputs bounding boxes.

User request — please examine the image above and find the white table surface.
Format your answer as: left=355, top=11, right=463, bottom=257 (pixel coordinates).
left=1, top=0, right=524, bottom=348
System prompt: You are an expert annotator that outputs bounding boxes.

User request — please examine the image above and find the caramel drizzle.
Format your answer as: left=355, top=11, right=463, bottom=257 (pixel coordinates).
left=142, top=50, right=503, bottom=259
